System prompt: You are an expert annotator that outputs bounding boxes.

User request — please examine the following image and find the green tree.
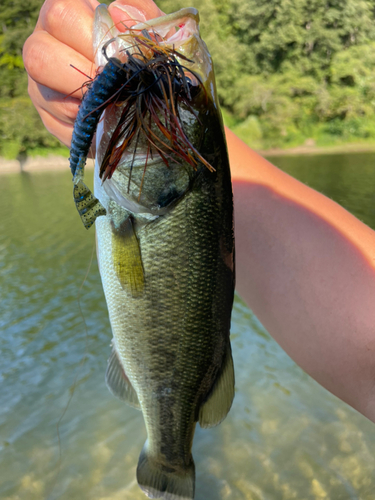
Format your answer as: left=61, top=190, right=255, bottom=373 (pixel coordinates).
left=0, top=98, right=66, bottom=160
left=1, top=0, right=375, bottom=153
left=226, top=0, right=375, bottom=78
left=0, top=0, right=43, bottom=98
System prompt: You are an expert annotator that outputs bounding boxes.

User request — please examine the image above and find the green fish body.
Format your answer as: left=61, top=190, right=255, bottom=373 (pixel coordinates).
left=90, top=7, right=235, bottom=499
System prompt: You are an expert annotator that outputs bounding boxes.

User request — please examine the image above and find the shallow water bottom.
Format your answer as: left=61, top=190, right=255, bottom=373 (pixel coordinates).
left=1, top=157, right=375, bottom=499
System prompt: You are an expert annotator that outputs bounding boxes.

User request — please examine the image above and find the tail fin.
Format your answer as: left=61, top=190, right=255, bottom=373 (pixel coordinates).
left=137, top=443, right=195, bottom=500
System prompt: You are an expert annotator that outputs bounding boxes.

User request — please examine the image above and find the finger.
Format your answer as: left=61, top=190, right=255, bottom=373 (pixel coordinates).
left=28, top=78, right=80, bottom=126
left=109, top=0, right=164, bottom=29
left=36, top=0, right=99, bottom=61
left=23, top=30, right=95, bottom=98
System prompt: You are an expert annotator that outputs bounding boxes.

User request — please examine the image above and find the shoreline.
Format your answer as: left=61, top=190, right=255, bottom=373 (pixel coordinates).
left=0, top=155, right=94, bottom=174
left=259, top=142, right=375, bottom=157
left=2, top=142, right=375, bottom=174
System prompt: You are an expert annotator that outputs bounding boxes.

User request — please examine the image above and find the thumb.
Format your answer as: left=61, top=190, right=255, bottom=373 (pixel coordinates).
left=108, top=0, right=164, bottom=29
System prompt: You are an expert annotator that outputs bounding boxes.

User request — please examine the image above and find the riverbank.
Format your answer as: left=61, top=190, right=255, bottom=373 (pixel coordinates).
left=259, top=142, right=375, bottom=157
left=2, top=141, right=375, bottom=174
left=0, top=155, right=94, bottom=174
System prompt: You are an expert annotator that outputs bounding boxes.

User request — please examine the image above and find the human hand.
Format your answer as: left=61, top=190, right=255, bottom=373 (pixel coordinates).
left=23, top=0, right=164, bottom=150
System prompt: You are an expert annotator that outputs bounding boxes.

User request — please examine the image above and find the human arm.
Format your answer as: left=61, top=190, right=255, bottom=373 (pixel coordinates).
left=227, top=128, right=375, bottom=422
left=23, top=0, right=375, bottom=423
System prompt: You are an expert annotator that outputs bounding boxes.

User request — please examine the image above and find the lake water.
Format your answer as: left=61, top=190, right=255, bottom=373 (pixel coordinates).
left=1, top=152, right=375, bottom=500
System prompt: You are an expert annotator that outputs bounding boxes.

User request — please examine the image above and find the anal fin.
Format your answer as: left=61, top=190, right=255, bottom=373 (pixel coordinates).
left=73, top=179, right=106, bottom=229
left=106, top=347, right=141, bottom=410
left=112, top=216, right=145, bottom=296
left=199, top=344, right=235, bottom=428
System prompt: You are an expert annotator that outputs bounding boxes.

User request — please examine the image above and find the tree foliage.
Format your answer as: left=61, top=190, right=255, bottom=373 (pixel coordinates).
left=160, top=0, right=375, bottom=146
left=0, top=0, right=41, bottom=98
left=1, top=0, right=375, bottom=156
left=0, top=98, right=64, bottom=159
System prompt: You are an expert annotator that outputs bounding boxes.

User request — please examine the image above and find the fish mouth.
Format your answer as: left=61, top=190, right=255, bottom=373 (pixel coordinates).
left=130, top=8, right=200, bottom=46
left=93, top=7, right=217, bottom=216
left=94, top=7, right=214, bottom=94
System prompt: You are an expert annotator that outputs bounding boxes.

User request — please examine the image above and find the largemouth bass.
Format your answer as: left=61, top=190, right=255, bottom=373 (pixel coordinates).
left=69, top=6, right=235, bottom=499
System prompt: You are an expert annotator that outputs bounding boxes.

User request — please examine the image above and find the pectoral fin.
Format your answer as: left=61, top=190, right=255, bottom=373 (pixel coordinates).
left=106, top=347, right=141, bottom=410
left=199, top=345, right=235, bottom=428
left=73, top=179, right=106, bottom=229
left=112, top=217, right=145, bottom=296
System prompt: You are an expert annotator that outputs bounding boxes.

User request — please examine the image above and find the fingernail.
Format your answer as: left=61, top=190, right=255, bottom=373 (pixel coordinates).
left=111, top=4, right=147, bottom=24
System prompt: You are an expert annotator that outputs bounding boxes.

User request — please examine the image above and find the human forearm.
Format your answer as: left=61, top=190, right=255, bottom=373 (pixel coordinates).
left=226, top=127, right=375, bottom=421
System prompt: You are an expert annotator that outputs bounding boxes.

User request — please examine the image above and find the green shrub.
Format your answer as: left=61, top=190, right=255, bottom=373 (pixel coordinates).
left=0, top=98, right=67, bottom=159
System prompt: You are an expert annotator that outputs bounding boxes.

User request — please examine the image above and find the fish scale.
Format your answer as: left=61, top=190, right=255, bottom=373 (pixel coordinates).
left=101, top=179, right=228, bottom=419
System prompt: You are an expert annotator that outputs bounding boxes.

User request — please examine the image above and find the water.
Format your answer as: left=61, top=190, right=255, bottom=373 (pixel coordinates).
left=1, top=154, right=375, bottom=499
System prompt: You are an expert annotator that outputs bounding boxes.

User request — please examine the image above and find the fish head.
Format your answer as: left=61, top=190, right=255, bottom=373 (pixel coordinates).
left=92, top=6, right=223, bottom=218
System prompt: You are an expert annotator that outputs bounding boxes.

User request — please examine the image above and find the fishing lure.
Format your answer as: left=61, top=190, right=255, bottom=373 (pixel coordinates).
left=70, top=29, right=212, bottom=230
